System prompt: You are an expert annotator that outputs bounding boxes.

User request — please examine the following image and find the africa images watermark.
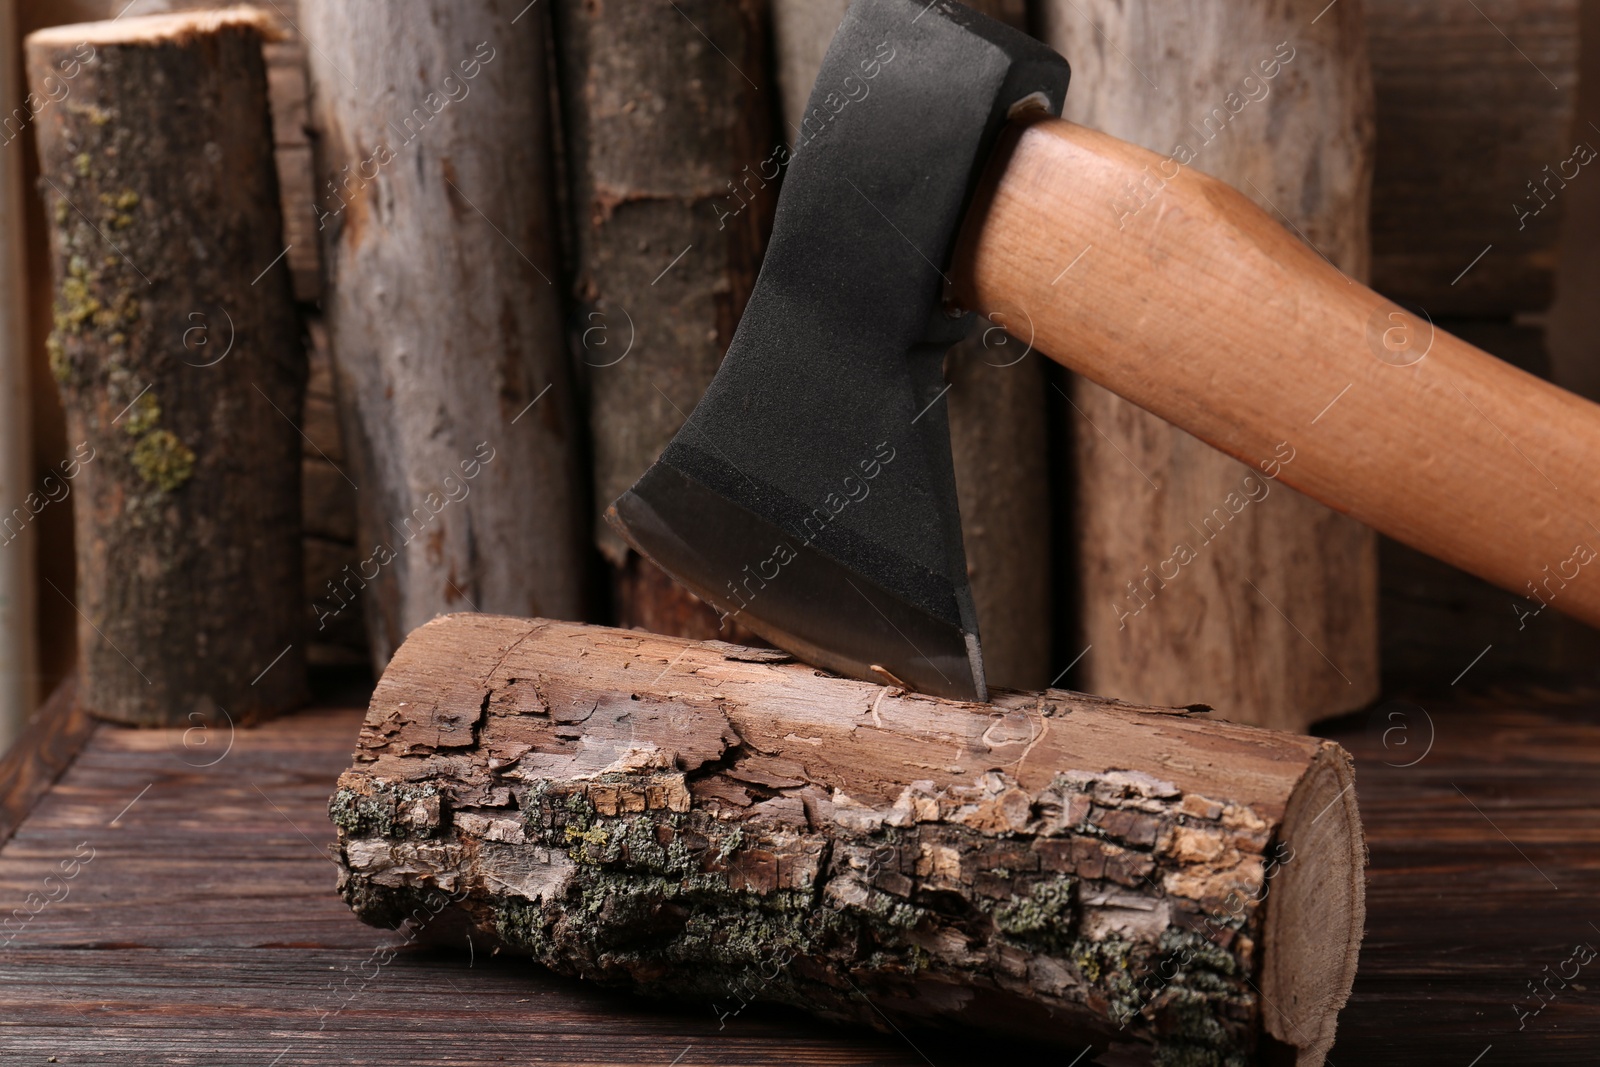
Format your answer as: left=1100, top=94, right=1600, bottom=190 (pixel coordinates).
left=312, top=442, right=497, bottom=631
left=314, top=41, right=497, bottom=232
left=1111, top=441, right=1297, bottom=629
left=1, top=42, right=95, bottom=149
left=715, top=440, right=898, bottom=627
left=712, top=36, right=898, bottom=232
left=0, top=442, right=97, bottom=548
left=1109, top=41, right=1298, bottom=230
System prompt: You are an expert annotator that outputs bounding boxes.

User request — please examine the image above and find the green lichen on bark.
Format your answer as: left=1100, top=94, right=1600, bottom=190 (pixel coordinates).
left=328, top=782, right=444, bottom=839
left=991, top=875, right=1076, bottom=952
left=130, top=429, right=195, bottom=491
left=335, top=766, right=1265, bottom=1061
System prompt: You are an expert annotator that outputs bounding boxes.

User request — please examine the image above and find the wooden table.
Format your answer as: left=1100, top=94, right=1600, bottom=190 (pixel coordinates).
left=1, top=680, right=1596, bottom=1064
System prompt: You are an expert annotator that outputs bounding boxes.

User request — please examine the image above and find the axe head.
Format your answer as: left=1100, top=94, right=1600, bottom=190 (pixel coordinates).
left=607, top=0, right=1069, bottom=702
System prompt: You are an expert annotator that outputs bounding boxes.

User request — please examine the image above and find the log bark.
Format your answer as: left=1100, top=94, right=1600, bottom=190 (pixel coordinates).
left=15, top=0, right=350, bottom=689
left=1035, top=0, right=1380, bottom=731
left=1367, top=0, right=1580, bottom=316
left=332, top=613, right=1365, bottom=1065
left=769, top=0, right=1052, bottom=689
left=26, top=9, right=307, bottom=726
left=552, top=0, right=772, bottom=643
left=302, top=0, right=586, bottom=669
left=0, top=0, right=37, bottom=746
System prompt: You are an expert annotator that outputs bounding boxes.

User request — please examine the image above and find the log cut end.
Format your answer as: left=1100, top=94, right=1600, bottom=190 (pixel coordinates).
left=1262, top=743, right=1365, bottom=1065
left=332, top=614, right=1366, bottom=1063
left=26, top=7, right=279, bottom=50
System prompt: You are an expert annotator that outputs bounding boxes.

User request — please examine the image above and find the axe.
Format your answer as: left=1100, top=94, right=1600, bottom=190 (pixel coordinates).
left=610, top=0, right=1600, bottom=702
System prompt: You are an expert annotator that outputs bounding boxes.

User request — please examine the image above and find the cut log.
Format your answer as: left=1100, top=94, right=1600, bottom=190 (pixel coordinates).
left=1035, top=0, right=1380, bottom=730
left=302, top=0, right=586, bottom=668
left=552, top=0, right=773, bottom=642
left=0, top=0, right=37, bottom=746
left=332, top=613, right=1365, bottom=1066
left=26, top=9, right=307, bottom=725
left=769, top=0, right=1052, bottom=689
left=15, top=0, right=351, bottom=686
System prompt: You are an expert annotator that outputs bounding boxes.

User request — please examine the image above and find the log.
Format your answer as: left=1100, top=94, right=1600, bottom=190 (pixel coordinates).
left=302, top=0, right=586, bottom=668
left=1367, top=0, right=1580, bottom=316
left=332, top=613, right=1365, bottom=1065
left=552, top=0, right=771, bottom=642
left=14, top=0, right=349, bottom=688
left=769, top=0, right=1052, bottom=689
left=0, top=0, right=37, bottom=746
left=1035, top=0, right=1379, bottom=730
left=26, top=9, right=307, bottom=726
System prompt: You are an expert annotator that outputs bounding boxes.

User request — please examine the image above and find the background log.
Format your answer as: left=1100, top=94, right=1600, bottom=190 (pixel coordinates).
left=769, top=0, right=1051, bottom=689
left=333, top=613, right=1364, bottom=1066
left=1367, top=0, right=1579, bottom=316
left=0, top=0, right=37, bottom=746
left=552, top=0, right=771, bottom=642
left=26, top=9, right=306, bottom=725
left=303, top=0, right=585, bottom=670
left=15, top=0, right=365, bottom=689
left=1036, top=0, right=1380, bottom=730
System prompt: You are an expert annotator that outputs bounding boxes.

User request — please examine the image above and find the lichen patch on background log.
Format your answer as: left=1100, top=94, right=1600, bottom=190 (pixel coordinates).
left=332, top=614, right=1363, bottom=1065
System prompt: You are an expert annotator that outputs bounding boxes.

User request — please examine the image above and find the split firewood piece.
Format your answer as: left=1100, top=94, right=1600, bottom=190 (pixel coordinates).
left=332, top=613, right=1365, bottom=1065
left=26, top=9, right=306, bottom=725
left=1035, top=0, right=1380, bottom=730
left=552, top=0, right=773, bottom=642
left=302, top=0, right=586, bottom=668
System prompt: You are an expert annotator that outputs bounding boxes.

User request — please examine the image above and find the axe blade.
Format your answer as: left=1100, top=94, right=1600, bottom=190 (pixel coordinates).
left=606, top=0, right=1070, bottom=702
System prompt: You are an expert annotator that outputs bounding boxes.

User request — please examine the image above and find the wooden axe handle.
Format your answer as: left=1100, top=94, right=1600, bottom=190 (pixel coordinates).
left=954, top=119, right=1600, bottom=630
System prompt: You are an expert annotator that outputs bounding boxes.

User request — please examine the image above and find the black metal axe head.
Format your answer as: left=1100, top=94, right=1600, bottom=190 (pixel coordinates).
left=607, top=0, right=1070, bottom=702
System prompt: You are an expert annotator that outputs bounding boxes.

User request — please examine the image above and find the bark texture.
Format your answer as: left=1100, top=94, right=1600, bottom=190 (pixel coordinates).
left=553, top=0, right=772, bottom=641
left=769, top=0, right=1051, bottom=689
left=27, top=10, right=306, bottom=726
left=332, top=613, right=1365, bottom=1065
left=1036, top=0, right=1380, bottom=730
left=303, top=0, right=586, bottom=669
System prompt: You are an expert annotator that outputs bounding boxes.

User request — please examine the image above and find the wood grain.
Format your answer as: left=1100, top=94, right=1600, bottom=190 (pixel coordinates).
left=0, top=678, right=91, bottom=849
left=1034, top=0, right=1379, bottom=731
left=953, top=118, right=1600, bottom=658
left=1367, top=0, right=1580, bottom=315
left=3, top=677, right=1600, bottom=1061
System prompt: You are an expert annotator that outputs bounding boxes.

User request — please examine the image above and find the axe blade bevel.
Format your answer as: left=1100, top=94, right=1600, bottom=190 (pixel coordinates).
left=607, top=0, right=1071, bottom=702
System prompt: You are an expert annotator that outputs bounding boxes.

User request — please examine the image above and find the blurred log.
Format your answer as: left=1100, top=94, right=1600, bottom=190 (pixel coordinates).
left=1036, top=0, right=1380, bottom=731
left=0, top=0, right=38, bottom=747
left=1367, top=0, right=1580, bottom=315
left=333, top=613, right=1365, bottom=1066
left=26, top=9, right=306, bottom=725
left=303, top=0, right=586, bottom=668
left=553, top=0, right=772, bottom=641
left=14, top=0, right=346, bottom=694
left=769, top=0, right=1052, bottom=688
